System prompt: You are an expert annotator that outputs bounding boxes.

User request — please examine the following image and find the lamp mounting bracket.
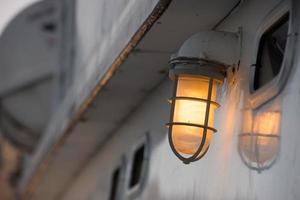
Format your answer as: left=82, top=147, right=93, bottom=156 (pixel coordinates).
left=169, top=30, right=241, bottom=82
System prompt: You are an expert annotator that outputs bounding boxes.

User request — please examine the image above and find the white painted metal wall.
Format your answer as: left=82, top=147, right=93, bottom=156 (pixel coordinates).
left=72, top=0, right=160, bottom=103
left=60, top=0, right=300, bottom=199
left=18, top=0, right=163, bottom=198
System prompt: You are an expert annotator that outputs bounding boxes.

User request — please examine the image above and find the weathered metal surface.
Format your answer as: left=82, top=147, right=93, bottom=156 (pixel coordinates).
left=58, top=0, right=300, bottom=199
left=5, top=0, right=299, bottom=199
left=18, top=0, right=172, bottom=199
left=23, top=0, right=242, bottom=198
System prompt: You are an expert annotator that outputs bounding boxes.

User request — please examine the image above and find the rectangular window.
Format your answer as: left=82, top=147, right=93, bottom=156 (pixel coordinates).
left=254, top=13, right=289, bottom=90
left=129, top=144, right=145, bottom=188
left=109, top=167, right=121, bottom=200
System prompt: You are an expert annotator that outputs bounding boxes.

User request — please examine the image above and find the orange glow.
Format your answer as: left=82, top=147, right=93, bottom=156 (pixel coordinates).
left=253, top=112, right=280, bottom=136
left=253, top=112, right=280, bottom=162
left=240, top=111, right=281, bottom=166
left=171, top=75, right=219, bottom=156
left=241, top=109, right=253, bottom=134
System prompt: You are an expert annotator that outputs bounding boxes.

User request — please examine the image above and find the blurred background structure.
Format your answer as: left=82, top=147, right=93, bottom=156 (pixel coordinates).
left=0, top=0, right=300, bottom=200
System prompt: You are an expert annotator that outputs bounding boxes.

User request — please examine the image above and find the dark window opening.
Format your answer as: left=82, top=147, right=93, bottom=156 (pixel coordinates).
left=129, top=145, right=145, bottom=188
left=109, top=167, right=120, bottom=200
left=42, top=22, right=57, bottom=33
left=254, top=13, right=289, bottom=90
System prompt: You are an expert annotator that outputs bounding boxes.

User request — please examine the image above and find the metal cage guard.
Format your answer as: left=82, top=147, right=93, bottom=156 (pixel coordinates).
left=168, top=77, right=217, bottom=164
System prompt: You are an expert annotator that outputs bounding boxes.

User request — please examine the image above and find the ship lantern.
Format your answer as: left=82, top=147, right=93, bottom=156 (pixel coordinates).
left=166, top=31, right=239, bottom=164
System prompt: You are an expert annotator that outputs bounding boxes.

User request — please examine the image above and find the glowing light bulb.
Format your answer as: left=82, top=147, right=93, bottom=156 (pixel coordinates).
left=168, top=75, right=219, bottom=160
